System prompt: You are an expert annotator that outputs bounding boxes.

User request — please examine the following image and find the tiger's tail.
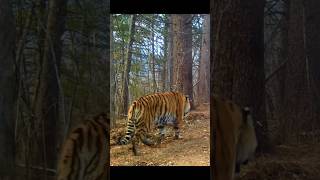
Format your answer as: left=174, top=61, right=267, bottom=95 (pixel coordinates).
left=118, top=118, right=135, bottom=145
left=118, top=102, right=157, bottom=146
left=118, top=118, right=157, bottom=146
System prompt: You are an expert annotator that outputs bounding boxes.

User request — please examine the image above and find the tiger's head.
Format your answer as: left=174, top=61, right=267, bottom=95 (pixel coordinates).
left=235, top=107, right=258, bottom=175
left=213, top=96, right=258, bottom=180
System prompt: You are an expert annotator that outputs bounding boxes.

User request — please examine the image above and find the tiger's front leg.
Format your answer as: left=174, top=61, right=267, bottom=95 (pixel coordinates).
left=154, top=125, right=165, bottom=144
left=173, top=126, right=182, bottom=139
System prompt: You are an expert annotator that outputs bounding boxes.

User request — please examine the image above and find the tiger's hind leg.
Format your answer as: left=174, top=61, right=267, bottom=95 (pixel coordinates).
left=132, top=135, right=140, bottom=156
left=174, top=113, right=183, bottom=139
left=156, top=125, right=165, bottom=143
left=133, top=130, right=158, bottom=155
left=140, top=132, right=157, bottom=146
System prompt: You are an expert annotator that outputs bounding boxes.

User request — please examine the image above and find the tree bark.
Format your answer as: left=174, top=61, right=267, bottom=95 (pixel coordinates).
left=110, top=15, right=116, bottom=128
left=151, top=15, right=157, bottom=92
left=34, top=0, right=67, bottom=173
left=197, top=14, right=210, bottom=104
left=167, top=15, right=174, bottom=91
left=121, top=14, right=136, bottom=115
left=182, top=14, right=193, bottom=103
left=172, top=14, right=193, bottom=103
left=162, top=15, right=168, bottom=91
left=0, top=0, right=17, bottom=178
left=212, top=0, right=270, bottom=153
left=280, top=0, right=312, bottom=142
left=305, top=0, right=320, bottom=129
left=172, top=14, right=184, bottom=92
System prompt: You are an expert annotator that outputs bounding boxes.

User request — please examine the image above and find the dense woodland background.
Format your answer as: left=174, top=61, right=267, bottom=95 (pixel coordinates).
left=211, top=0, right=320, bottom=151
left=211, top=0, right=320, bottom=179
left=0, top=0, right=320, bottom=179
left=110, top=14, right=210, bottom=166
left=0, top=0, right=109, bottom=179
left=110, top=14, right=210, bottom=126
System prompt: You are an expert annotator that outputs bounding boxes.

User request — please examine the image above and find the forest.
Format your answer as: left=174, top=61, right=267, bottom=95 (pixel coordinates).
left=0, top=0, right=320, bottom=179
left=212, top=0, right=320, bottom=179
left=109, top=14, right=210, bottom=166
left=0, top=0, right=109, bottom=179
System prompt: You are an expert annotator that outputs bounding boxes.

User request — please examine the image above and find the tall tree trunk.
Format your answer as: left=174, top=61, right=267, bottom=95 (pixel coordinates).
left=172, top=14, right=184, bottom=92
left=281, top=0, right=312, bottom=143
left=212, top=0, right=270, bottom=153
left=118, top=35, right=126, bottom=116
left=121, top=14, right=136, bottom=115
left=172, top=14, right=193, bottom=103
left=162, top=15, right=168, bottom=91
left=161, top=15, right=168, bottom=91
left=197, top=14, right=210, bottom=104
left=33, top=0, right=46, bottom=110
left=182, top=14, right=193, bottom=103
left=151, top=15, right=157, bottom=92
left=0, top=0, right=17, bottom=178
left=167, top=15, right=173, bottom=91
left=110, top=16, right=116, bottom=128
left=305, top=0, right=320, bottom=129
left=275, top=1, right=289, bottom=144
left=34, top=0, right=67, bottom=174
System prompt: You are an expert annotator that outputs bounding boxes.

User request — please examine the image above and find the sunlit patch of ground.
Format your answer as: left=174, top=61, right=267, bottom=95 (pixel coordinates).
left=110, top=104, right=210, bottom=166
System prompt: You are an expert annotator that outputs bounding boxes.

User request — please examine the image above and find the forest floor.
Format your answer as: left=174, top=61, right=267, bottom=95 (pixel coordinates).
left=239, top=143, right=320, bottom=180
left=110, top=103, right=210, bottom=166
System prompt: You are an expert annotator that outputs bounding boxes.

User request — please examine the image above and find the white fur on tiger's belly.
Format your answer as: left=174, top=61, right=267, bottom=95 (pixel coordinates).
left=155, top=115, right=177, bottom=126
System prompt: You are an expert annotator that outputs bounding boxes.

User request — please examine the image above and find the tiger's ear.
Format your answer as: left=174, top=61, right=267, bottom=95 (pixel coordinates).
left=242, top=106, right=251, bottom=123
left=185, top=95, right=191, bottom=102
left=243, top=106, right=251, bottom=113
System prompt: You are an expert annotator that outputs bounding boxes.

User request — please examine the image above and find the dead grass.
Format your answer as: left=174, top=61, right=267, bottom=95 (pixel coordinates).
left=110, top=104, right=210, bottom=166
left=240, top=144, right=320, bottom=180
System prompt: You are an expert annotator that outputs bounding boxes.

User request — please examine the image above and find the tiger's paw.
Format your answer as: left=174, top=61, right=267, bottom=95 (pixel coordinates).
left=159, top=134, right=165, bottom=140
left=155, top=139, right=161, bottom=145
left=153, top=133, right=164, bottom=144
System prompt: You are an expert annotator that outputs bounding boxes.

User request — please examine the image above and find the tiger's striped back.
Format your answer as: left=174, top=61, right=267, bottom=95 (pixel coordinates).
left=119, top=92, right=191, bottom=155
left=57, top=113, right=109, bottom=180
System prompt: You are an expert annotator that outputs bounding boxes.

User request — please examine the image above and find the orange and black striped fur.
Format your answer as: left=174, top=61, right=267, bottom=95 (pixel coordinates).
left=57, top=113, right=109, bottom=180
left=118, top=92, right=191, bottom=155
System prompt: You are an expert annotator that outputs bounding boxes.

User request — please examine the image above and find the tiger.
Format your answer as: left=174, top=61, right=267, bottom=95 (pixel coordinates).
left=212, top=95, right=257, bottom=180
left=57, top=113, right=109, bottom=180
left=118, top=91, right=191, bottom=155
